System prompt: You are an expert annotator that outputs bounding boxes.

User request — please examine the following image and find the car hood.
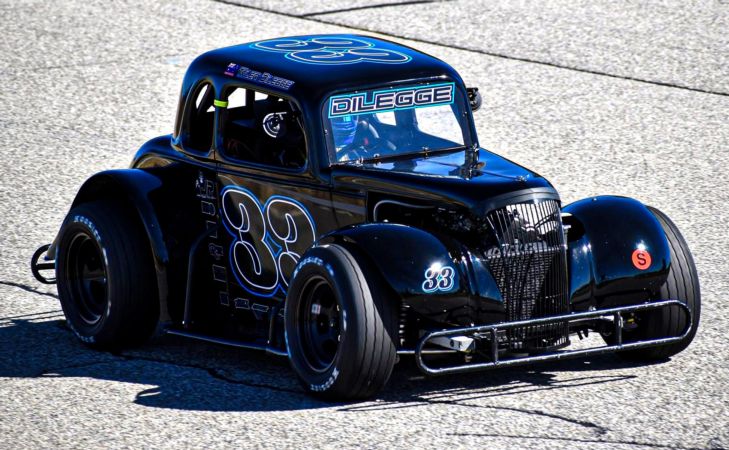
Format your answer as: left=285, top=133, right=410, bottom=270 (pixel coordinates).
left=331, top=148, right=558, bottom=213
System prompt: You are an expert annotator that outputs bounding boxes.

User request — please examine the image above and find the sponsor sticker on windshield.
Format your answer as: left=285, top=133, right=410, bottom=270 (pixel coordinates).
left=328, top=83, right=455, bottom=118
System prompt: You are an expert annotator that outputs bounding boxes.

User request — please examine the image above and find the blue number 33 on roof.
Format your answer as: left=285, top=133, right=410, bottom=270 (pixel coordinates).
left=251, top=36, right=412, bottom=65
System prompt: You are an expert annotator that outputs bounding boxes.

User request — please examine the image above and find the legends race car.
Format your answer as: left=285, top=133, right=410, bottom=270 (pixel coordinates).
left=32, top=35, right=700, bottom=400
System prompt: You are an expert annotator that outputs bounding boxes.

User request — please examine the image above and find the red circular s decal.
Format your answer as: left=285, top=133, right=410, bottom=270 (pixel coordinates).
left=631, top=249, right=652, bottom=270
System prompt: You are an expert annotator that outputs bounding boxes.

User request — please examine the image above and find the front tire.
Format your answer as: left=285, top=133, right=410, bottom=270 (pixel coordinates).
left=285, top=244, right=398, bottom=400
left=612, top=206, right=700, bottom=360
left=56, top=200, right=159, bottom=349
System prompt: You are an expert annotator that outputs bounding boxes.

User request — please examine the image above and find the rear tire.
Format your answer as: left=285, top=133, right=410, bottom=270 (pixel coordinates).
left=56, top=200, right=159, bottom=349
left=285, top=244, right=398, bottom=400
left=613, top=206, right=700, bottom=360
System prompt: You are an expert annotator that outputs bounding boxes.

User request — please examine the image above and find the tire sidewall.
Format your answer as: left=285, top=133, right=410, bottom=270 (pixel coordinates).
left=56, top=212, right=111, bottom=344
left=285, top=247, right=365, bottom=395
left=607, top=206, right=700, bottom=359
left=645, top=206, right=701, bottom=343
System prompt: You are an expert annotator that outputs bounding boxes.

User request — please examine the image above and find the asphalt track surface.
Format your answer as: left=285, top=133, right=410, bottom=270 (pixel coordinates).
left=1, top=1, right=728, bottom=448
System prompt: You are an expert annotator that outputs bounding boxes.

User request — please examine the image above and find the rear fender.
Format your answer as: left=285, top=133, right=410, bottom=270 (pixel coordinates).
left=49, top=169, right=171, bottom=319
left=563, top=196, right=670, bottom=310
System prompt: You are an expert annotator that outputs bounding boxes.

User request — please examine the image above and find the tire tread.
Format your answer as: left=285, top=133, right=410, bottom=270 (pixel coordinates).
left=617, top=206, right=700, bottom=360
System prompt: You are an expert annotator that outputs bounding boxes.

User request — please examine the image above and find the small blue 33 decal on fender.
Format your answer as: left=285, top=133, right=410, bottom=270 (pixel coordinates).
left=422, top=264, right=456, bottom=293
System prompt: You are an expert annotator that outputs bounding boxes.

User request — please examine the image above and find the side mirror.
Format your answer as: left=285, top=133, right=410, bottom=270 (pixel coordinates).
left=467, top=87, right=482, bottom=112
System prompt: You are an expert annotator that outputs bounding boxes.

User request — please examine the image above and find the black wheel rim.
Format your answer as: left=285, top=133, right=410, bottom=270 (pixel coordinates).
left=298, top=276, right=341, bottom=372
left=66, top=232, right=108, bottom=325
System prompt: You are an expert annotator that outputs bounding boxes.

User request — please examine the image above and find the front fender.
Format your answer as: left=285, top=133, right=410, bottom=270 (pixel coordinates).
left=318, top=223, right=502, bottom=327
left=563, top=196, right=670, bottom=310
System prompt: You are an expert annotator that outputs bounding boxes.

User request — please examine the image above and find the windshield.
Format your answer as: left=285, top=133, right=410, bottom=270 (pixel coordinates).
left=326, top=82, right=469, bottom=163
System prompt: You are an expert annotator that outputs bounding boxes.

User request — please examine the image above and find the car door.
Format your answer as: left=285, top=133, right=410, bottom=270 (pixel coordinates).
left=213, top=84, right=338, bottom=335
left=152, top=80, right=223, bottom=326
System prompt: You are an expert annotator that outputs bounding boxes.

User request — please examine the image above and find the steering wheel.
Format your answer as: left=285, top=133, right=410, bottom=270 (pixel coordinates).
left=337, top=145, right=371, bottom=162
left=337, top=120, right=395, bottom=161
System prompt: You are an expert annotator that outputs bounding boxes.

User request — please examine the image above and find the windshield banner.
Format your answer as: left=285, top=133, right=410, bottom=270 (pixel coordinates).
left=328, top=82, right=454, bottom=118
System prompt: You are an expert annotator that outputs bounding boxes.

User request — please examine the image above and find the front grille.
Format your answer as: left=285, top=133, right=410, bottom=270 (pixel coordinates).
left=483, top=199, right=569, bottom=351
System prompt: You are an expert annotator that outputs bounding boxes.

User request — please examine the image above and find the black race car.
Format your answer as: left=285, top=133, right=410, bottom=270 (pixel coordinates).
left=32, top=35, right=699, bottom=400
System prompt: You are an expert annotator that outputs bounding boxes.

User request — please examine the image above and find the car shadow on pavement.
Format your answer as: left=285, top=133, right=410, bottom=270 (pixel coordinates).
left=0, top=315, right=661, bottom=413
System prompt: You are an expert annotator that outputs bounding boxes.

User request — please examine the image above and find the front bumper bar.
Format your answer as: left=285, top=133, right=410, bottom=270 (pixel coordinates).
left=414, top=300, right=692, bottom=376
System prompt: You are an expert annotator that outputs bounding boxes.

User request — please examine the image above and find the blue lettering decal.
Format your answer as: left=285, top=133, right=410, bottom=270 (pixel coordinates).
left=328, top=83, right=455, bottom=118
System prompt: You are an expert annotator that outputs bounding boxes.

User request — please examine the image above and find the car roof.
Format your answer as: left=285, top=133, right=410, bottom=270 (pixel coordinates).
left=188, top=34, right=463, bottom=102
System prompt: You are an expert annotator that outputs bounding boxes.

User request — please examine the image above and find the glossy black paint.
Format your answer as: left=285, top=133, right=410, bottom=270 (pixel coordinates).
left=180, top=34, right=464, bottom=111
left=62, top=170, right=168, bottom=265
left=48, top=169, right=173, bottom=318
left=47, top=34, right=678, bottom=350
left=320, top=224, right=467, bottom=320
left=564, top=196, right=670, bottom=311
left=320, top=222, right=512, bottom=328
left=173, top=34, right=479, bottom=181
left=332, top=148, right=554, bottom=213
